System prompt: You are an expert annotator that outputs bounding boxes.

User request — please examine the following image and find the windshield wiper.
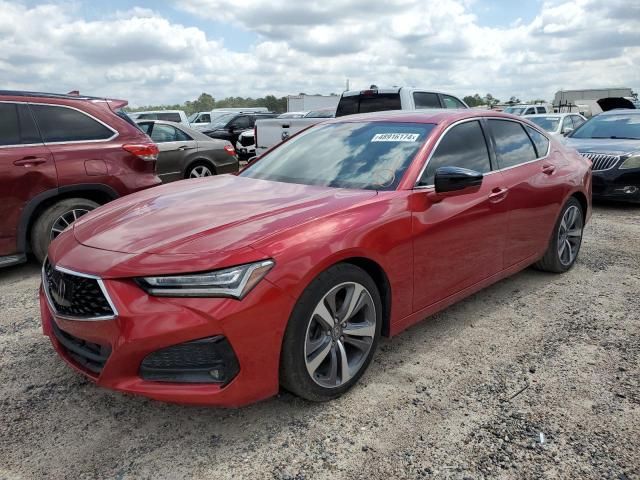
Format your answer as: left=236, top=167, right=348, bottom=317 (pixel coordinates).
left=591, top=136, right=640, bottom=140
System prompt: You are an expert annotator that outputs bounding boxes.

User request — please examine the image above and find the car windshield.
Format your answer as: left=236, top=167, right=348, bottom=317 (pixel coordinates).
left=529, top=116, right=560, bottom=132
left=187, top=112, right=200, bottom=122
left=570, top=113, right=640, bottom=139
left=504, top=107, right=526, bottom=115
left=240, top=122, right=434, bottom=190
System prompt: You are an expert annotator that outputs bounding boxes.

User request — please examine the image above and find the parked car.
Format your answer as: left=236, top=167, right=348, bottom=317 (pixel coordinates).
left=277, top=112, right=308, bottom=119
left=190, top=108, right=270, bottom=130
left=564, top=109, right=640, bottom=203
left=236, top=129, right=257, bottom=160
left=527, top=113, right=587, bottom=137
left=40, top=109, right=591, bottom=407
left=0, top=90, right=160, bottom=268
left=202, top=112, right=278, bottom=146
left=137, top=120, right=238, bottom=181
left=255, top=86, right=469, bottom=155
left=503, top=104, right=553, bottom=116
left=129, top=110, right=190, bottom=125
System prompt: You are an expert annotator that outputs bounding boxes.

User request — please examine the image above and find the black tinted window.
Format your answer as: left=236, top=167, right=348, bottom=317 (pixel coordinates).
left=414, top=92, right=441, bottom=109
left=137, top=122, right=153, bottom=135
left=31, top=105, right=113, bottom=142
left=335, top=93, right=401, bottom=117
left=157, top=112, right=182, bottom=122
left=419, top=121, right=491, bottom=186
left=489, top=120, right=537, bottom=168
left=230, top=116, right=251, bottom=128
left=442, top=95, right=466, bottom=109
left=525, top=126, right=549, bottom=158
left=0, top=103, right=41, bottom=146
left=536, top=107, right=546, bottom=114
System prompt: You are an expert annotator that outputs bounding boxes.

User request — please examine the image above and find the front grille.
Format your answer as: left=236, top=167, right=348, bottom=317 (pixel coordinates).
left=140, top=336, right=240, bottom=384
left=51, top=321, right=111, bottom=374
left=240, top=134, right=254, bottom=147
left=43, top=260, right=115, bottom=319
left=581, top=153, right=620, bottom=171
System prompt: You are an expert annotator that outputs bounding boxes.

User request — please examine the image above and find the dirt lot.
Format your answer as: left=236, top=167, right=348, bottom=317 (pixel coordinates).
left=1, top=203, right=638, bottom=480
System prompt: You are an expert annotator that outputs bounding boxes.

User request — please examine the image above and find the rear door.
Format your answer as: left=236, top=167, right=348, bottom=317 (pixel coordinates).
left=412, top=119, right=508, bottom=311
left=0, top=102, right=56, bottom=256
left=486, top=119, right=565, bottom=267
left=146, top=123, right=195, bottom=182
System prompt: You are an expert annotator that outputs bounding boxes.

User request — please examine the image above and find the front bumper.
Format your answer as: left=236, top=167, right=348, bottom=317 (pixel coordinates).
left=592, top=168, right=640, bottom=203
left=235, top=141, right=255, bottom=159
left=40, top=251, right=295, bottom=407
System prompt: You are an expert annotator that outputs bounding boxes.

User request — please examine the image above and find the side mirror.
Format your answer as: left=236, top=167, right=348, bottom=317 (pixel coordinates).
left=433, top=166, right=483, bottom=196
left=563, top=127, right=574, bottom=136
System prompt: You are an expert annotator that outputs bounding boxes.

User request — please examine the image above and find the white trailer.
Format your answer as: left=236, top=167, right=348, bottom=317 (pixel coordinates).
left=287, top=94, right=339, bottom=112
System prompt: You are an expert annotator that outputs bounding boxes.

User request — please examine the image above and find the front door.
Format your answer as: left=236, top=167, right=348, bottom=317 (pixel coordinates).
left=412, top=119, right=509, bottom=311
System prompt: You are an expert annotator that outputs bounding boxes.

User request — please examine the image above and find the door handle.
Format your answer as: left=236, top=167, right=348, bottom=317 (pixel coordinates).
left=489, top=187, right=509, bottom=203
left=542, top=164, right=556, bottom=175
left=177, top=145, right=193, bottom=151
left=13, top=156, right=47, bottom=167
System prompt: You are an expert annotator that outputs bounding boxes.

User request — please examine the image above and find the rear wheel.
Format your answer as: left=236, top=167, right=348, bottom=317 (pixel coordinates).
left=280, top=264, right=382, bottom=401
left=185, top=161, right=215, bottom=179
left=534, top=197, right=584, bottom=273
left=31, top=198, right=99, bottom=263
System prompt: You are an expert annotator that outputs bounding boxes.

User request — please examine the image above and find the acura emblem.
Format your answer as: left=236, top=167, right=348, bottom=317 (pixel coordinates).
left=50, top=272, right=72, bottom=307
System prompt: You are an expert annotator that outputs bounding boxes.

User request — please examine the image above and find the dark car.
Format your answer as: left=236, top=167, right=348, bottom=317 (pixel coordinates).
left=0, top=90, right=161, bottom=267
left=137, top=120, right=239, bottom=181
left=565, top=109, right=640, bottom=203
left=202, top=112, right=278, bottom=145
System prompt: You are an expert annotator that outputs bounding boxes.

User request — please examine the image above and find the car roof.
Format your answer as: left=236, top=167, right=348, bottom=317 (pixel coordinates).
left=323, top=109, right=521, bottom=125
left=0, top=90, right=128, bottom=109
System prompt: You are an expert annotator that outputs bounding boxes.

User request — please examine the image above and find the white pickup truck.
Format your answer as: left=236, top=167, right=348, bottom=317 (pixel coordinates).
left=254, top=87, right=468, bottom=156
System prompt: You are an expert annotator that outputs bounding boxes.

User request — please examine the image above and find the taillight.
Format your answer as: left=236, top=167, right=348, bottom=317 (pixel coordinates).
left=123, top=143, right=159, bottom=161
left=224, top=144, right=236, bottom=156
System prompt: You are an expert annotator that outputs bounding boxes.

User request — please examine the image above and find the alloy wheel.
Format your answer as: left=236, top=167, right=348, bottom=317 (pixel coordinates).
left=557, top=205, right=583, bottom=266
left=189, top=165, right=212, bottom=178
left=304, top=282, right=376, bottom=388
left=50, top=209, right=91, bottom=240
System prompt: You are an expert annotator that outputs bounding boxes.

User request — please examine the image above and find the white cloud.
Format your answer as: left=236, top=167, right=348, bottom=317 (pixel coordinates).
left=0, top=0, right=638, bottom=106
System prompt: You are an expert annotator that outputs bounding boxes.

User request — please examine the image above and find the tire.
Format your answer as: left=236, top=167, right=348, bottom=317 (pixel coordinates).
left=534, top=197, right=584, bottom=273
left=280, top=263, right=382, bottom=402
left=185, top=161, right=215, bottom=179
left=31, top=198, right=99, bottom=263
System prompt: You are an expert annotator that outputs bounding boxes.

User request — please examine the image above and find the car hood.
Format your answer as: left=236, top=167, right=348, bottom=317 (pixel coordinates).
left=564, top=137, right=640, bottom=155
left=73, top=175, right=376, bottom=255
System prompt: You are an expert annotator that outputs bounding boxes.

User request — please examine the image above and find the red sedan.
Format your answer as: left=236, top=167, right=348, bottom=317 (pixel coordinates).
left=40, top=110, right=591, bottom=407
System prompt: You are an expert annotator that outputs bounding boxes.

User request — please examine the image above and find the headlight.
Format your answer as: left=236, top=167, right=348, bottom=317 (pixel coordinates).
left=137, top=260, right=274, bottom=299
left=620, top=155, right=640, bottom=170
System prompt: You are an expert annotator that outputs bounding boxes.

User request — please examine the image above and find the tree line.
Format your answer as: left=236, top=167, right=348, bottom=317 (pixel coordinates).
left=128, top=92, right=549, bottom=114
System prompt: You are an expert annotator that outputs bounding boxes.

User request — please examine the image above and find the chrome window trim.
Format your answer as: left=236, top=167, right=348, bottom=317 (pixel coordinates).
left=413, top=116, right=551, bottom=189
left=0, top=100, right=118, bottom=149
left=42, top=259, right=119, bottom=321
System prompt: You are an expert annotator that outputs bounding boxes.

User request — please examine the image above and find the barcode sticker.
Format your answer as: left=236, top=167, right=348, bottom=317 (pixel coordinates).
left=371, top=133, right=420, bottom=142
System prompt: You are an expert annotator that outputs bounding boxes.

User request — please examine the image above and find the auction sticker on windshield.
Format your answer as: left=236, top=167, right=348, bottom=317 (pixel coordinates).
left=371, top=133, right=421, bottom=142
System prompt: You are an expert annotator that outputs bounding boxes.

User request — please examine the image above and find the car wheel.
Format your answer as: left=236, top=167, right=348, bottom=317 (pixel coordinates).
left=280, top=263, right=382, bottom=401
left=186, top=161, right=215, bottom=179
left=534, top=197, right=584, bottom=273
left=31, top=198, right=99, bottom=263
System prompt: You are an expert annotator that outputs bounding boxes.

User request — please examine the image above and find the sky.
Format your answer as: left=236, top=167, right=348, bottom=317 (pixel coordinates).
left=1, top=0, right=638, bottom=107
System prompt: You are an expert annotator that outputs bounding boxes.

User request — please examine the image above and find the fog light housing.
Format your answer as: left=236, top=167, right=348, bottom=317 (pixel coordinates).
left=140, top=336, right=239, bottom=384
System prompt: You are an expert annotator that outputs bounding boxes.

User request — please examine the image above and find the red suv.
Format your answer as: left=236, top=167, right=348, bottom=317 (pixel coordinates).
left=0, top=91, right=161, bottom=267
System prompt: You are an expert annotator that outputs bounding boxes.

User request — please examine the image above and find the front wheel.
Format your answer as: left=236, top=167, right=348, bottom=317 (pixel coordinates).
left=280, top=264, right=382, bottom=402
left=534, top=197, right=584, bottom=273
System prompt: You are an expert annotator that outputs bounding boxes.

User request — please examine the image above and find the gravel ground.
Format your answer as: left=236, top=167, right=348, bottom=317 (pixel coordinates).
left=1, top=203, right=638, bottom=480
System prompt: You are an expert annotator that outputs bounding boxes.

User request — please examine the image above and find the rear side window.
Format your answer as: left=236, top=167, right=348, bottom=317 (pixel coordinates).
left=525, top=126, right=550, bottom=158
left=335, top=93, right=401, bottom=117
left=489, top=119, right=537, bottom=169
left=31, top=105, right=114, bottom=143
left=156, top=112, right=182, bottom=122
left=149, top=124, right=192, bottom=143
left=442, top=95, right=466, bottom=109
left=0, top=103, right=41, bottom=146
left=419, top=120, right=491, bottom=186
left=414, top=92, right=441, bottom=109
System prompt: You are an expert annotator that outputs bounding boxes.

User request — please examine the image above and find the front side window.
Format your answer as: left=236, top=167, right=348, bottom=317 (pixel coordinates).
left=562, top=116, right=573, bottom=133
left=230, top=116, right=251, bottom=129
left=0, top=103, right=41, bottom=146
left=241, top=122, right=434, bottom=190
left=536, top=107, right=546, bottom=114
left=419, top=120, right=491, bottom=186
left=525, top=108, right=535, bottom=115
left=414, top=92, right=441, bottom=109
left=442, top=95, right=466, bottom=109
left=489, top=119, right=537, bottom=169
left=31, top=104, right=114, bottom=142
left=571, top=116, right=585, bottom=129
